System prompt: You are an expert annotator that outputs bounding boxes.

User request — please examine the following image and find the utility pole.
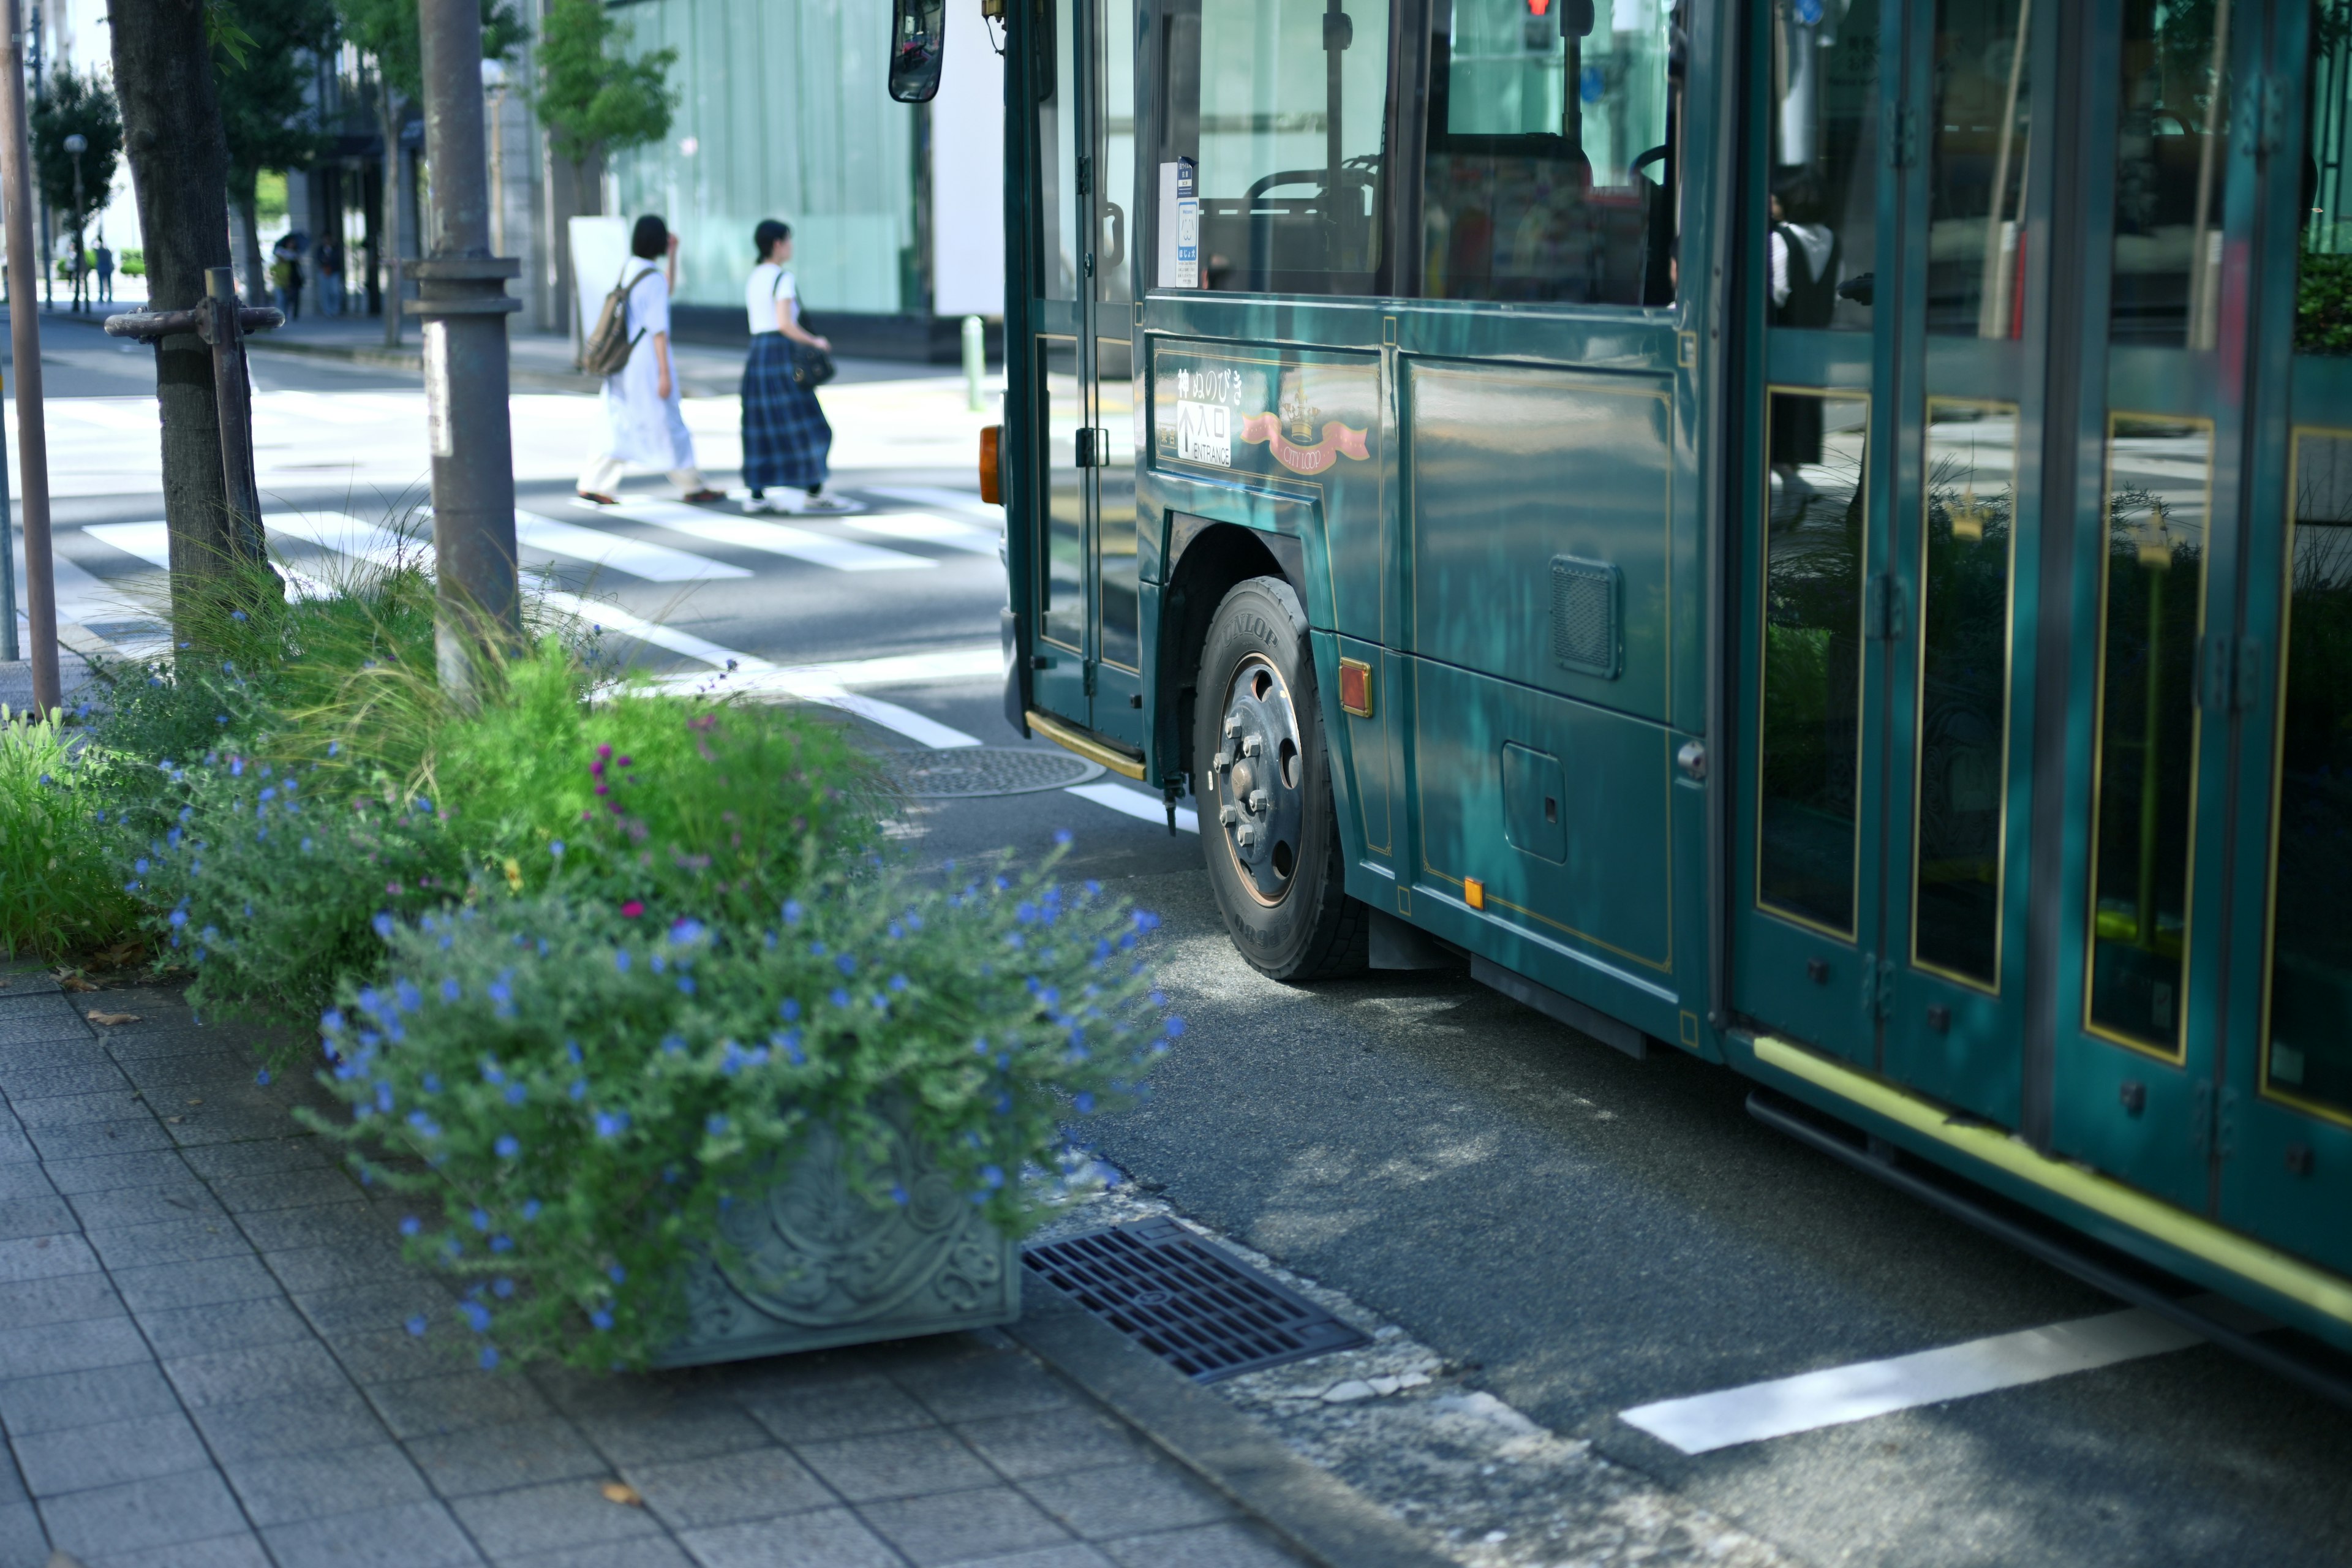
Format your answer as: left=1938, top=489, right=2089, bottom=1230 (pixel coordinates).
left=28, top=1, right=47, bottom=311
left=412, top=0, right=520, bottom=696
left=0, top=0, right=59, bottom=709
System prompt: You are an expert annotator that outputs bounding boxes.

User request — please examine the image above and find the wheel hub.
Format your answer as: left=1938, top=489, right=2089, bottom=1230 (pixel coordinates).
left=1211, top=654, right=1305, bottom=904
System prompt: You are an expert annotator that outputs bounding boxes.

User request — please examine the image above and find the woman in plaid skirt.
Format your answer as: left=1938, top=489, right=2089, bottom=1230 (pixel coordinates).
left=741, top=220, right=851, bottom=513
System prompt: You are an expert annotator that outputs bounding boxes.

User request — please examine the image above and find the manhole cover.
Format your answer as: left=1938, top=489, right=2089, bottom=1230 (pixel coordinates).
left=1023, top=1218, right=1367, bottom=1382
left=883, top=747, right=1102, bottom=797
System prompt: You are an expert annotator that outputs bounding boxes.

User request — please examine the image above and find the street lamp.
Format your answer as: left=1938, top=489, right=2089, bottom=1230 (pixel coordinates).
left=59, top=131, right=81, bottom=312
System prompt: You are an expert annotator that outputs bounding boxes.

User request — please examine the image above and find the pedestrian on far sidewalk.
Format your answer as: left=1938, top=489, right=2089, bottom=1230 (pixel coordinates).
left=578, top=215, right=726, bottom=506
left=739, top=219, right=848, bottom=513
left=318, top=238, right=344, bottom=316
left=92, top=240, right=112, bottom=303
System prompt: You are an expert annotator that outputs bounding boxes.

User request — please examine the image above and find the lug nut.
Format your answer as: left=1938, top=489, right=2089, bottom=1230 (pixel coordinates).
left=1242, top=736, right=1263, bottom=757
left=1219, top=805, right=1239, bottom=826
left=1248, top=790, right=1268, bottom=813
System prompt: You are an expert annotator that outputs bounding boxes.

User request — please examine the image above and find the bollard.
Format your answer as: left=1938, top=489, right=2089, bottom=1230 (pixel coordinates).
left=962, top=314, right=985, bottom=413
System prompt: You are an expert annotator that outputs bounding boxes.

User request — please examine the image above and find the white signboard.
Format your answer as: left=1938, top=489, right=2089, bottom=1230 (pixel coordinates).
left=568, top=215, right=630, bottom=339
left=1175, top=400, right=1231, bottom=466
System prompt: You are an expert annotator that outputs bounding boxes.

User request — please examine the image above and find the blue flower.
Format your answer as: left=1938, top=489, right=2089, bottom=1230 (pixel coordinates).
left=550, top=840, right=565, bottom=858
left=589, top=1309, right=614, bottom=1330
left=168, top=909, right=187, bottom=929
left=1074, top=1092, right=1096, bottom=1114
left=492, top=1277, right=514, bottom=1298
left=470, top=1207, right=491, bottom=1232
left=494, top=1136, right=519, bottom=1159
left=569, top=1080, right=588, bottom=1101
left=255, top=1069, right=271, bottom=1086
left=376, top=1083, right=395, bottom=1113
left=677, top=977, right=696, bottom=995
left=705, top=1114, right=729, bottom=1137
left=1055, top=828, right=1073, bottom=845
left=889, top=974, right=908, bottom=993
left=614, top=949, right=631, bottom=974
left=423, top=1073, right=442, bottom=1094
left=399, top=1215, right=421, bottom=1236
left=889, top=1183, right=910, bottom=1206
left=779, top=999, right=801, bottom=1022
left=660, top=1035, right=685, bottom=1056
left=134, top=858, right=148, bottom=874
left=829, top=989, right=851, bottom=1009
left=607, top=1264, right=627, bottom=1284
left=521, top=1199, right=543, bottom=1221
left=405, top=1314, right=428, bottom=1336
left=1165, top=1016, right=1187, bottom=1038
left=565, top=1040, right=582, bottom=1063
left=372, top=911, right=394, bottom=941
left=981, top=1164, right=1005, bottom=1189
left=440, top=978, right=460, bottom=1003
left=489, top=1234, right=513, bottom=1253
left=594, top=1110, right=629, bottom=1138
left=478, top=1346, right=499, bottom=1370
left=669, top=918, right=705, bottom=946
left=329, top=740, right=341, bottom=757
left=782, top=900, right=804, bottom=925
left=503, top=1083, right=527, bottom=1106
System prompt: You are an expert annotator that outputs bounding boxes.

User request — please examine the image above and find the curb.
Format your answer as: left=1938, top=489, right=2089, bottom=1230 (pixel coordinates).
left=1006, top=1278, right=1454, bottom=1568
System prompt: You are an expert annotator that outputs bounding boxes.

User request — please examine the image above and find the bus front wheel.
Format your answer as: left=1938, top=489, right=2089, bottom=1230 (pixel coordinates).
left=1193, top=576, right=1366, bottom=981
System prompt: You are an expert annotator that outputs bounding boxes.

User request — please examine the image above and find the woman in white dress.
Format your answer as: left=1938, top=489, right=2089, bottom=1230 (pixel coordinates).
left=578, top=216, right=726, bottom=505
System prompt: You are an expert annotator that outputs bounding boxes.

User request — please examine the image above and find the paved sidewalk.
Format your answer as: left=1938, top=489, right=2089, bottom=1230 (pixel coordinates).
left=0, top=969, right=1305, bottom=1568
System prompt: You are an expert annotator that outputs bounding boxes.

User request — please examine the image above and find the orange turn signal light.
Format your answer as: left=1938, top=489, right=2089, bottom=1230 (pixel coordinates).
left=1464, top=876, right=1485, bottom=911
left=1338, top=657, right=1373, bottom=718
left=979, top=426, right=1002, bottom=505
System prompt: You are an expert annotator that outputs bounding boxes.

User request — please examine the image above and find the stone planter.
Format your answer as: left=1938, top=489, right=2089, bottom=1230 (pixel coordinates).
left=654, top=1106, right=1020, bottom=1367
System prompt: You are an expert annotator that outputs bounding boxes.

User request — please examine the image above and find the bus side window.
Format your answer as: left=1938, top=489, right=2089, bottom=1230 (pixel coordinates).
left=1154, top=0, right=1396, bottom=295
left=1420, top=0, right=1678, bottom=306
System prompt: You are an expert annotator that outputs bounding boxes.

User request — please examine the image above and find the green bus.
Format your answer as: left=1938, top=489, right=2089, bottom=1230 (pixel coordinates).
left=893, top=0, right=2352, bottom=1380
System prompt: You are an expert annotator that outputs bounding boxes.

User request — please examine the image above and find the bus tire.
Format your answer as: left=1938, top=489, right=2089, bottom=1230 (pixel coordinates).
left=1193, top=575, right=1368, bottom=981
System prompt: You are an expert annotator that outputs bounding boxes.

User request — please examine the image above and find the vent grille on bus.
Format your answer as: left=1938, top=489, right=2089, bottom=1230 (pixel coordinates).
left=1550, top=556, right=1621, bottom=679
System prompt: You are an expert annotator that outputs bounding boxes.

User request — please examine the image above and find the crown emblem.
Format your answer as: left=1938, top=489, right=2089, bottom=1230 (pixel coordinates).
left=1277, top=369, right=1319, bottom=445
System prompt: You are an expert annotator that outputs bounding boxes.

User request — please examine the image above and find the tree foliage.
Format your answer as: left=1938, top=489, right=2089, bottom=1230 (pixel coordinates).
left=29, top=70, right=123, bottom=237
left=536, top=0, right=677, bottom=166
left=214, top=0, right=339, bottom=202
left=337, top=0, right=527, bottom=104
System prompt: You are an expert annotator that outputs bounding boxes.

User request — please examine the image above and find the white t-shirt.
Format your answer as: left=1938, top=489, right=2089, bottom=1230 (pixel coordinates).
left=746, top=262, right=797, bottom=335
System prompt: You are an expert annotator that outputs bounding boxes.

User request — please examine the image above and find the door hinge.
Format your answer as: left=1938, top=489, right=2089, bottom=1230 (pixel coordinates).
left=1074, top=427, right=1101, bottom=467
left=1864, top=574, right=1907, bottom=641
left=1885, top=102, right=1918, bottom=169
left=2196, top=635, right=2261, bottom=712
left=1083, top=663, right=1097, bottom=696
left=1077, top=154, right=1091, bottom=195
left=1859, top=952, right=1894, bottom=1020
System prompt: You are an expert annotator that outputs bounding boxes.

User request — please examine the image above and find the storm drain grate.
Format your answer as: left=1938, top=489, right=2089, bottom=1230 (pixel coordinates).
left=881, top=747, right=1104, bottom=797
left=1023, top=1218, right=1368, bottom=1382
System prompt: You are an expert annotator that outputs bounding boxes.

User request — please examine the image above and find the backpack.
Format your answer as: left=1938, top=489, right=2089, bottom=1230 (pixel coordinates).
left=581, top=263, right=655, bottom=377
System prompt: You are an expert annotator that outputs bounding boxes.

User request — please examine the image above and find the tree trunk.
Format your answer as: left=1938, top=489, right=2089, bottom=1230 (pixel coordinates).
left=107, top=0, right=260, bottom=619
left=376, top=69, right=402, bottom=348
left=234, top=183, right=267, bottom=307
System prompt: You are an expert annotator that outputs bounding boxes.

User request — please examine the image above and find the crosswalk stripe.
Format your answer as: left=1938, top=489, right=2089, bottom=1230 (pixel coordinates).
left=837, top=511, right=1000, bottom=556
left=863, top=484, right=1000, bottom=520
left=589, top=498, right=934, bottom=573
left=513, top=510, right=750, bottom=582
left=263, top=511, right=421, bottom=567
left=83, top=522, right=172, bottom=568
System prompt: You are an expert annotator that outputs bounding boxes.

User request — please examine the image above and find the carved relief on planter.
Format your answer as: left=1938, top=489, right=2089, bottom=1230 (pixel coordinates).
left=655, top=1108, right=1020, bottom=1367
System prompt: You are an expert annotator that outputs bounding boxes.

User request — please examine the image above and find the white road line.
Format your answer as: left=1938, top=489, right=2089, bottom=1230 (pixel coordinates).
left=263, top=511, right=423, bottom=567
left=863, top=484, right=1000, bottom=520
left=83, top=522, right=172, bottom=568
left=585, top=498, right=933, bottom=573
left=837, top=511, right=1000, bottom=555
left=544, top=594, right=984, bottom=748
left=513, top=510, right=750, bottom=582
left=1618, top=1306, right=2225, bottom=1454
left=1065, top=780, right=1199, bottom=834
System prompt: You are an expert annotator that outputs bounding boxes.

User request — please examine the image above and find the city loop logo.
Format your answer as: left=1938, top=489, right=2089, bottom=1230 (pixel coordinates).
left=1163, top=358, right=1373, bottom=478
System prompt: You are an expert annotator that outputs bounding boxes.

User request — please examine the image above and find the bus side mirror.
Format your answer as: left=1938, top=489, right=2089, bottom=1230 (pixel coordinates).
left=1560, top=0, right=1595, bottom=37
left=888, top=0, right=947, bottom=104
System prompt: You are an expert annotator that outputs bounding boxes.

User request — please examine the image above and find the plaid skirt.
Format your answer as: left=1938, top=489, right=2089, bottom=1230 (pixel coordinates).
left=741, top=334, right=832, bottom=491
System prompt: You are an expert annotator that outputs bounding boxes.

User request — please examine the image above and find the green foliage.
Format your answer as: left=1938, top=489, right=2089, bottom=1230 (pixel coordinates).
left=255, top=172, right=290, bottom=226
left=214, top=0, right=337, bottom=206
left=535, top=0, right=677, bottom=165
left=2299, top=249, right=2352, bottom=356
left=300, top=851, right=1169, bottom=1369
left=0, top=709, right=138, bottom=959
left=29, top=70, right=123, bottom=237
left=120, top=249, right=145, bottom=277
left=339, top=0, right=527, bottom=104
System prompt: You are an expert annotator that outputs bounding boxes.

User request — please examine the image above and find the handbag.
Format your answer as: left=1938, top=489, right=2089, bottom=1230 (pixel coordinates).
left=777, top=271, right=837, bottom=387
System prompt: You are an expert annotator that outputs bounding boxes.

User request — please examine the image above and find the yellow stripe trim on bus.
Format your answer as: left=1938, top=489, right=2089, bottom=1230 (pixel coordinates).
left=1026, top=709, right=1148, bottom=780
left=1752, top=1035, right=2352, bottom=1328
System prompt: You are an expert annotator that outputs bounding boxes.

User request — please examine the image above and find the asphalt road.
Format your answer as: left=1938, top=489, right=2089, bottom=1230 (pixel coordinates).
left=20, top=340, right=2352, bottom=1568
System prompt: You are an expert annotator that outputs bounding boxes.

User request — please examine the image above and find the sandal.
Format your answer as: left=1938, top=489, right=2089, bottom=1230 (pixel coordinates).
left=576, top=490, right=619, bottom=505
left=680, top=489, right=728, bottom=503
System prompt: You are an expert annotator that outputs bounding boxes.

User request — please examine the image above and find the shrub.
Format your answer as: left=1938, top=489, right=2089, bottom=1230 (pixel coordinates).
left=132, top=660, right=880, bottom=1053
left=0, top=709, right=138, bottom=957
left=301, top=853, right=1172, bottom=1369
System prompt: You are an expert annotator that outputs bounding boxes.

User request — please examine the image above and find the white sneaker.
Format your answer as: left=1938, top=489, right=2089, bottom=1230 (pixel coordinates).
left=741, top=493, right=778, bottom=513
left=799, top=494, right=861, bottom=514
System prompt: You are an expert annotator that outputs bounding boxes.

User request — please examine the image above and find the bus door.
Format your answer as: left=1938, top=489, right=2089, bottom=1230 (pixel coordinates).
left=2208, top=0, right=2352, bottom=1274
left=1872, top=0, right=2050, bottom=1121
left=1731, top=0, right=1896, bottom=1068
left=1030, top=0, right=1143, bottom=744
left=2046, top=0, right=2265, bottom=1213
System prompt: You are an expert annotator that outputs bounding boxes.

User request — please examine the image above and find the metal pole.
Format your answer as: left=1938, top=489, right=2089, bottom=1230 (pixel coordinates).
left=201, top=268, right=265, bottom=540
left=413, top=0, right=520, bottom=696
left=0, top=0, right=57, bottom=710
left=0, top=361, right=18, bottom=664
left=962, top=315, right=984, bottom=412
